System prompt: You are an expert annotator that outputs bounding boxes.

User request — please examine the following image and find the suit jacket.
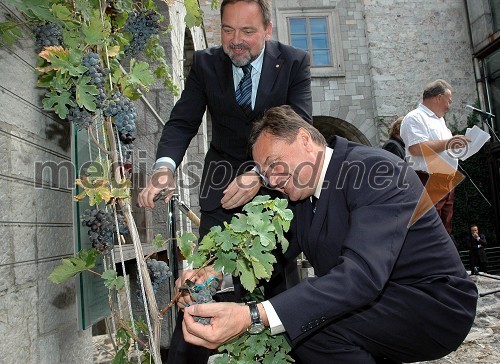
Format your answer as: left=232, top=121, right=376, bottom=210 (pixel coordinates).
left=156, top=41, right=312, bottom=211
left=270, top=136, right=477, bottom=348
left=465, top=234, right=488, bottom=263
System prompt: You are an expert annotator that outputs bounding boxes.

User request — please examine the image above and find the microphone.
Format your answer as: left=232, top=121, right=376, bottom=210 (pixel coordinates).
left=465, top=105, right=495, bottom=118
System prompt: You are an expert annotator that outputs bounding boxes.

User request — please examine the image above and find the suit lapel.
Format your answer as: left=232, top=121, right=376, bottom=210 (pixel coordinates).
left=306, top=137, right=348, bottom=248
left=215, top=49, right=236, bottom=102
left=254, top=42, right=282, bottom=115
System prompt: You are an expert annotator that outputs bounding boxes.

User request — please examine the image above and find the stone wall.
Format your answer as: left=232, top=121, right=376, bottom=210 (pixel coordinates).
left=0, top=3, right=93, bottom=363
left=363, top=0, right=477, bottom=140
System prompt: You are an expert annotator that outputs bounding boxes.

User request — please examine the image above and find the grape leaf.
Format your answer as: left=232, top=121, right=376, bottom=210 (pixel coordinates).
left=42, top=89, right=75, bottom=119
left=83, top=10, right=111, bottom=45
left=48, top=248, right=98, bottom=284
left=76, top=76, right=98, bottom=111
left=102, top=269, right=125, bottom=290
left=127, top=60, right=154, bottom=91
left=236, top=258, right=257, bottom=293
left=178, top=232, right=197, bottom=258
left=52, top=4, right=71, bottom=20
left=14, top=0, right=54, bottom=22
left=249, top=244, right=276, bottom=279
left=213, top=251, right=237, bottom=274
left=74, top=0, right=94, bottom=22
left=151, top=233, right=165, bottom=250
left=0, top=21, right=23, bottom=47
left=37, top=46, right=87, bottom=76
left=184, top=0, right=203, bottom=28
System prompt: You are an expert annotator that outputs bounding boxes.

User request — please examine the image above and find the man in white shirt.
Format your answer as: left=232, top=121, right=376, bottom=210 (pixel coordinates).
left=400, top=79, right=469, bottom=234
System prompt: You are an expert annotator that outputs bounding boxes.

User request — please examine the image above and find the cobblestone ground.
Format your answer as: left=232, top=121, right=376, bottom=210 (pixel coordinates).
left=94, top=273, right=500, bottom=363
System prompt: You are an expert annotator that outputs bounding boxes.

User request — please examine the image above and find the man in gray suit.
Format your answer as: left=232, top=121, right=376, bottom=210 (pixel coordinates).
left=181, top=106, right=478, bottom=364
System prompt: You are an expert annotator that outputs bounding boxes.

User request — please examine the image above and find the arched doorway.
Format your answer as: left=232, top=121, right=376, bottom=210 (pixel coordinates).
left=313, top=115, right=371, bottom=146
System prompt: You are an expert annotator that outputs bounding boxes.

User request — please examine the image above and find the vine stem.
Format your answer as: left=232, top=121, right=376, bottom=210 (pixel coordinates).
left=88, top=124, right=113, bottom=155
left=158, top=255, right=217, bottom=317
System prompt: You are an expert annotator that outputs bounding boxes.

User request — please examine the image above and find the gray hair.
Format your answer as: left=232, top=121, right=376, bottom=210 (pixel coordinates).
left=422, top=79, right=452, bottom=100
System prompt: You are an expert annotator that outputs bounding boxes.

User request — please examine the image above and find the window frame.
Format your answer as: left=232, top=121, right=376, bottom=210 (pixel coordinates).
left=276, top=8, right=344, bottom=77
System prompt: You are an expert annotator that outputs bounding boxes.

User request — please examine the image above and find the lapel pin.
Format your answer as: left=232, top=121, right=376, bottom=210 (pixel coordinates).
left=276, top=64, right=279, bottom=68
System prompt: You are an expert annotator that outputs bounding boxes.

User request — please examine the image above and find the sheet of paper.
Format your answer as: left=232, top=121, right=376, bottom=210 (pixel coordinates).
left=458, top=125, right=491, bottom=161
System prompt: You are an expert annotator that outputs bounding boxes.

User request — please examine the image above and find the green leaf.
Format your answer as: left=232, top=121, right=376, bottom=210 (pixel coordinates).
left=75, top=76, right=98, bottom=111
left=42, top=89, right=75, bottom=119
left=237, top=258, right=257, bottom=293
left=184, top=0, right=204, bottom=28
left=52, top=4, right=71, bottom=20
left=112, top=347, right=127, bottom=364
left=249, top=244, right=276, bottom=280
left=83, top=10, right=111, bottom=45
left=213, top=251, right=237, bottom=274
left=102, top=269, right=124, bottom=290
left=230, top=214, right=249, bottom=233
left=178, top=232, right=197, bottom=258
left=127, top=60, right=154, bottom=91
left=48, top=248, right=98, bottom=284
left=0, top=21, right=23, bottom=47
left=15, top=0, right=55, bottom=22
left=74, top=0, right=94, bottom=21
left=152, top=233, right=165, bottom=250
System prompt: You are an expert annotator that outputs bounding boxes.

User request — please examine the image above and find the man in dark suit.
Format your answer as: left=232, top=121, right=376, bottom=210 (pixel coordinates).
left=137, top=0, right=312, bottom=236
left=465, top=224, right=488, bottom=274
left=181, top=106, right=478, bottom=363
left=137, top=1, right=311, bottom=362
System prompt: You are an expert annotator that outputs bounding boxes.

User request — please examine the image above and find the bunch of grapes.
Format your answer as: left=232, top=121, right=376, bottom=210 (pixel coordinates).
left=103, top=92, right=137, bottom=144
left=190, top=277, right=220, bottom=325
left=68, top=106, right=94, bottom=130
left=147, top=259, right=172, bottom=292
left=136, top=258, right=172, bottom=303
left=123, top=10, right=161, bottom=57
left=33, top=22, right=63, bottom=53
left=119, top=141, right=134, bottom=166
left=81, top=208, right=129, bottom=252
left=82, top=51, right=109, bottom=109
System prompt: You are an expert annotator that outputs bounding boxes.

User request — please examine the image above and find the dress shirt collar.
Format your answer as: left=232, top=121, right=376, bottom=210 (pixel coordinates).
left=233, top=44, right=265, bottom=75
left=418, top=103, right=441, bottom=120
left=313, top=146, right=333, bottom=200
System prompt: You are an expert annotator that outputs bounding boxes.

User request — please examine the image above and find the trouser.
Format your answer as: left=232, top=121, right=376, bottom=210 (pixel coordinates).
left=166, top=207, right=235, bottom=364
left=292, top=280, right=476, bottom=363
left=415, top=171, right=456, bottom=234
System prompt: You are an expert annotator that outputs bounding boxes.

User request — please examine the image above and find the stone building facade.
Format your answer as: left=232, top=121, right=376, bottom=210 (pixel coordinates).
left=0, top=0, right=487, bottom=362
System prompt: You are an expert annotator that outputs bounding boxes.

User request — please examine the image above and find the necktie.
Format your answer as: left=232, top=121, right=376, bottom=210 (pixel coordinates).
left=235, top=64, right=252, bottom=114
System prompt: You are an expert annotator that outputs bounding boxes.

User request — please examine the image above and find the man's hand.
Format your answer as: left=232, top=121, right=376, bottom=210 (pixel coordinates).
left=137, top=168, right=175, bottom=208
left=182, top=302, right=250, bottom=349
left=221, top=171, right=262, bottom=209
left=175, top=266, right=223, bottom=309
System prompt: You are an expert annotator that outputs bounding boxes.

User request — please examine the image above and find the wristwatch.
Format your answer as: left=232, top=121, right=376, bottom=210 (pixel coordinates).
left=246, top=301, right=265, bottom=334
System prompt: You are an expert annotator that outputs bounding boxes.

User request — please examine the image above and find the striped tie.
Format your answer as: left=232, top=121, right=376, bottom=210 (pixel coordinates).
left=235, top=64, right=252, bottom=114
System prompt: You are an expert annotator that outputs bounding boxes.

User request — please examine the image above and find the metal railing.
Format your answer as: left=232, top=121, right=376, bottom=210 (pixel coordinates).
left=459, top=246, right=500, bottom=274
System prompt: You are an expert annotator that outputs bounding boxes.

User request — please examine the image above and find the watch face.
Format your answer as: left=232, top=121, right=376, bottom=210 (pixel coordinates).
left=247, top=323, right=265, bottom=334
